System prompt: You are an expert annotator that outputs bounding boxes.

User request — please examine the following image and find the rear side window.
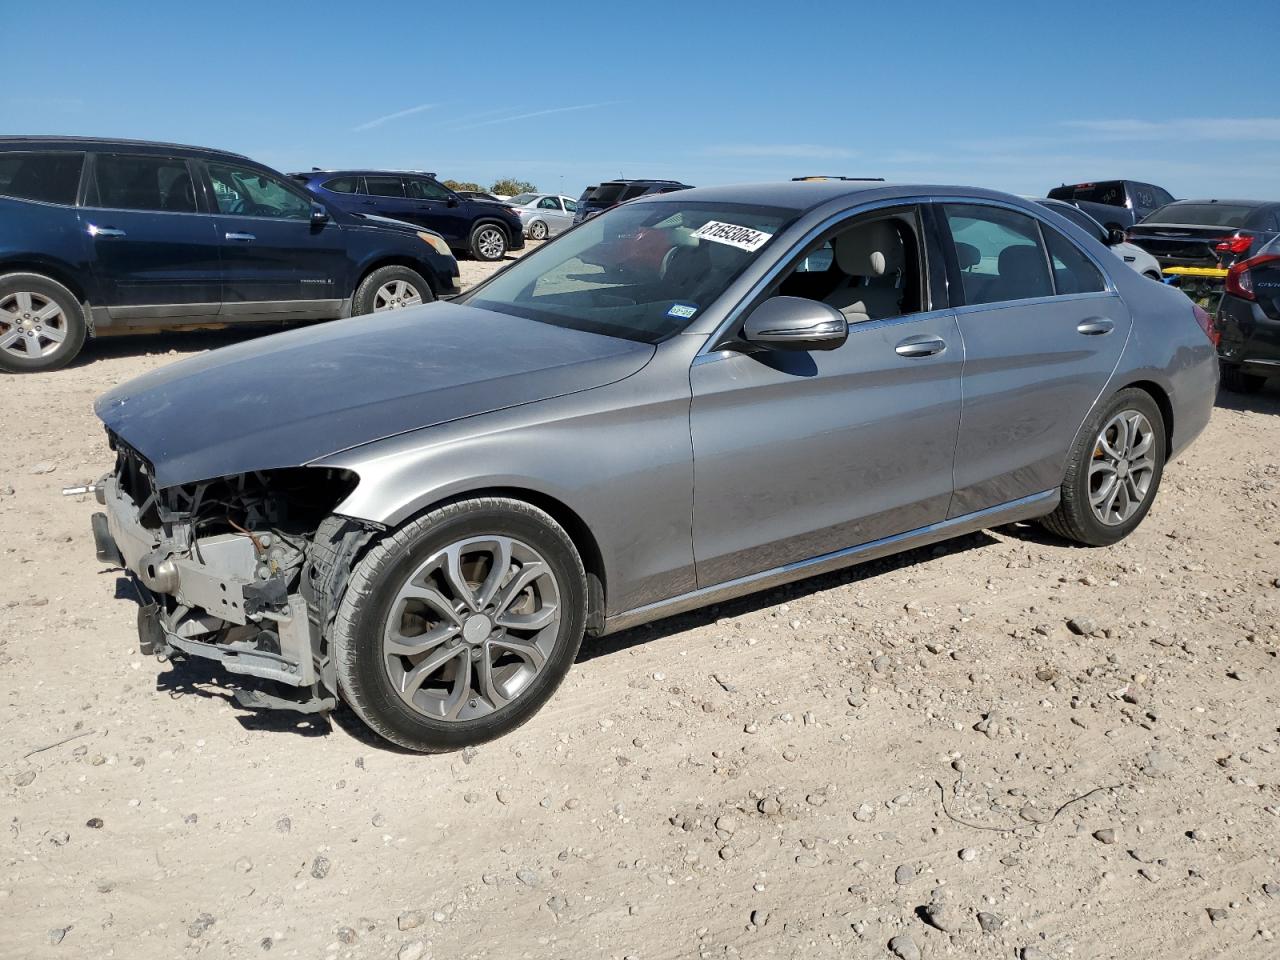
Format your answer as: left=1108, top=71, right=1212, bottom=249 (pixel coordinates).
left=323, top=176, right=360, bottom=194
left=0, top=151, right=84, bottom=205
left=365, top=176, right=405, bottom=198
left=1042, top=224, right=1106, bottom=295
left=944, top=204, right=1053, bottom=305
left=93, top=154, right=195, bottom=212
left=537, top=196, right=561, bottom=210
left=1072, top=182, right=1127, bottom=207
left=590, top=183, right=626, bottom=205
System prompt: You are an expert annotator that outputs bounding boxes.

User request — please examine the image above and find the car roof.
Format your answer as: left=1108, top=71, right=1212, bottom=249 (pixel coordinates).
left=0, top=135, right=250, bottom=161
left=633, top=180, right=1027, bottom=212
left=299, top=169, right=438, bottom=178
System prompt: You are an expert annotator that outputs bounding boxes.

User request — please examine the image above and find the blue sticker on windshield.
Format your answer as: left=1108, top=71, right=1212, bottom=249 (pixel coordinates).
left=668, top=303, right=698, bottom=319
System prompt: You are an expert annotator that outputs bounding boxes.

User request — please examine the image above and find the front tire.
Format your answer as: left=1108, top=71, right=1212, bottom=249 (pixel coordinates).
left=1220, top=362, right=1266, bottom=395
left=1039, top=388, right=1166, bottom=546
left=469, top=223, right=508, bottom=261
left=0, top=273, right=87, bottom=373
left=333, top=497, right=587, bottom=753
left=352, top=266, right=433, bottom=317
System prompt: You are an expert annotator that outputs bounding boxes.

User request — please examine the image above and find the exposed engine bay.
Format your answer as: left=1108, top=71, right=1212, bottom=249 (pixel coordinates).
left=92, top=435, right=372, bottom=712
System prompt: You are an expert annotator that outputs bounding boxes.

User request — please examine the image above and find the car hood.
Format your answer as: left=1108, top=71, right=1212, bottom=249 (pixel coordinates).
left=96, top=303, right=655, bottom=488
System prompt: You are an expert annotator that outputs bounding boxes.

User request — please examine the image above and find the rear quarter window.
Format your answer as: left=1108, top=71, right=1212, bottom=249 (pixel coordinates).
left=0, top=151, right=84, bottom=205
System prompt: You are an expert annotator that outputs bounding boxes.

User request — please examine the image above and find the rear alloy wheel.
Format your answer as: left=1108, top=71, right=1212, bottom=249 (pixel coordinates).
left=333, top=497, right=586, bottom=752
left=1039, top=387, right=1166, bottom=546
left=1220, top=362, right=1267, bottom=395
left=529, top=220, right=549, bottom=241
left=0, top=273, right=87, bottom=373
left=352, top=265, right=434, bottom=317
left=470, top=224, right=508, bottom=261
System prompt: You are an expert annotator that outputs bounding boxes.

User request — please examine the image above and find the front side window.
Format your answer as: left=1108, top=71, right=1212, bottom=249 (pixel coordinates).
left=1042, top=224, right=1106, bottom=295
left=463, top=200, right=797, bottom=343
left=323, top=176, right=360, bottom=194
left=0, top=151, right=84, bottom=205
left=564, top=198, right=577, bottom=212
left=207, top=162, right=311, bottom=219
left=773, top=207, right=925, bottom=322
left=405, top=178, right=452, bottom=201
left=94, top=154, right=195, bottom=213
left=944, top=204, right=1053, bottom=305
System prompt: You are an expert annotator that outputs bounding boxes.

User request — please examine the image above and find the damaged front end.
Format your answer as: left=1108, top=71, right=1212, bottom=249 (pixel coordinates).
left=91, top=436, right=373, bottom=713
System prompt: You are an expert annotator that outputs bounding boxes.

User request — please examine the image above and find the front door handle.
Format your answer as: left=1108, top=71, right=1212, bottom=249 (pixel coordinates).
left=225, top=232, right=256, bottom=242
left=1076, top=317, right=1114, bottom=336
left=895, top=335, right=948, bottom=358
left=87, top=225, right=127, bottom=238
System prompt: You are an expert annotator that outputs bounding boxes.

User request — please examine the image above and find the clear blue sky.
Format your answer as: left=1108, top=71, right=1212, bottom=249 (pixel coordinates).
left=4, top=0, right=1278, bottom=200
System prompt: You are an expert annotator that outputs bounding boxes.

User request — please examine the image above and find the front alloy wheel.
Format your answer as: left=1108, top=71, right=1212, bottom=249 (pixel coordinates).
left=333, top=497, right=587, bottom=752
left=372, top=279, right=423, bottom=311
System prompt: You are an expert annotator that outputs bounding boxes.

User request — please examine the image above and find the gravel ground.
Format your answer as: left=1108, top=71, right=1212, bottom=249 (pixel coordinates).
left=2, top=252, right=1279, bottom=959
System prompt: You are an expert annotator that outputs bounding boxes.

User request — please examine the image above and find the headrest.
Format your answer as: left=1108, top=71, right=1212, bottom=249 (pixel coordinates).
left=954, top=241, right=980, bottom=270
left=834, top=220, right=903, bottom=278
left=997, top=244, right=1044, bottom=276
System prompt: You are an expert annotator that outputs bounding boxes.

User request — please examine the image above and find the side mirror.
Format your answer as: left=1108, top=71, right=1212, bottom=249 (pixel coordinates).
left=742, top=296, right=847, bottom=352
left=1106, top=227, right=1127, bottom=246
left=446, top=196, right=460, bottom=208
left=310, top=203, right=330, bottom=227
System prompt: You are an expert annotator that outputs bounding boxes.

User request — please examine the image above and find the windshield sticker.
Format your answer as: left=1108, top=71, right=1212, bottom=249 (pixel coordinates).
left=692, top=220, right=773, bottom=252
left=667, top=303, right=699, bottom=319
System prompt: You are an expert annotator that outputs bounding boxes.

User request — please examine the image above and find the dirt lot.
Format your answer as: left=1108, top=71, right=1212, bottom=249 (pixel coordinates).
left=2, top=253, right=1279, bottom=960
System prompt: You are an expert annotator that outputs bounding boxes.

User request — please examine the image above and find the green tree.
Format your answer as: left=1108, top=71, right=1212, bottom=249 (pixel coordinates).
left=442, top=179, right=485, bottom=192
left=490, top=178, right=538, bottom=196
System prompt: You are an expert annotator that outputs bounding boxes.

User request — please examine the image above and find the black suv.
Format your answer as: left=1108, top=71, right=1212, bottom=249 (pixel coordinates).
left=0, top=137, right=460, bottom=373
left=1046, top=180, right=1174, bottom=231
left=292, top=170, right=526, bottom=262
left=571, top=179, right=693, bottom=225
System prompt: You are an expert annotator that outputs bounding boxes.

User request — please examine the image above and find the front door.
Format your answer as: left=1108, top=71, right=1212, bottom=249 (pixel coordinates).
left=203, top=160, right=348, bottom=318
left=84, top=152, right=222, bottom=320
left=938, top=202, right=1132, bottom=516
left=690, top=205, right=963, bottom=587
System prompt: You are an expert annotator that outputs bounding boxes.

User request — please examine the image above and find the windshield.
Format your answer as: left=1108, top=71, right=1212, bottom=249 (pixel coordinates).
left=1142, top=203, right=1256, bottom=228
left=462, top=200, right=798, bottom=343
left=508, top=193, right=537, bottom=206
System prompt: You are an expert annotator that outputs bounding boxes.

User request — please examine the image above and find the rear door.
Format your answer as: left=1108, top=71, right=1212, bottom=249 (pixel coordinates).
left=84, top=151, right=222, bottom=320
left=202, top=159, right=349, bottom=317
left=939, top=202, right=1130, bottom=516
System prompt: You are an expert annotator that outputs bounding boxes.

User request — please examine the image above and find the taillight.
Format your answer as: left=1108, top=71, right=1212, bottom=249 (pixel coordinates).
left=1215, top=234, right=1253, bottom=255
left=1192, top=303, right=1220, bottom=347
left=1225, top=253, right=1280, bottom=301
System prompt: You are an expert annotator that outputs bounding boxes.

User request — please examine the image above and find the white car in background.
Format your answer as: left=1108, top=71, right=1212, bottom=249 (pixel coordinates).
left=506, top=193, right=579, bottom=240
left=1034, top=198, right=1163, bottom=280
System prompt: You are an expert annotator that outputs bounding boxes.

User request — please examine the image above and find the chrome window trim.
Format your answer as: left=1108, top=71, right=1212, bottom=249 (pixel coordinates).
left=694, top=193, right=1120, bottom=361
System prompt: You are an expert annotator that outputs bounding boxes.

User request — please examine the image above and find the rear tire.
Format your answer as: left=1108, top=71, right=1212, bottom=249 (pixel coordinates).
left=1220, top=362, right=1266, bottom=394
left=0, top=273, right=87, bottom=373
left=469, top=223, right=508, bottom=261
left=1039, top=387, right=1166, bottom=546
left=529, top=220, right=549, bottom=241
left=333, top=497, right=587, bottom=753
left=352, top=266, right=433, bottom=317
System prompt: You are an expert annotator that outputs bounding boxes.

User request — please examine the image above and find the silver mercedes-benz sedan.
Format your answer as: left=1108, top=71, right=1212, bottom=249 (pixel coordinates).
left=86, top=180, right=1218, bottom=752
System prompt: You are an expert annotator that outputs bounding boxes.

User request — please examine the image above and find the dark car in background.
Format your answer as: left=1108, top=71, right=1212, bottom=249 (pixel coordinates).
left=0, top=137, right=460, bottom=374
left=1126, top=199, right=1280, bottom=271
left=293, top=170, right=525, bottom=262
left=1217, top=235, right=1280, bottom=393
left=1047, top=180, right=1174, bottom=231
left=572, top=178, right=693, bottom=224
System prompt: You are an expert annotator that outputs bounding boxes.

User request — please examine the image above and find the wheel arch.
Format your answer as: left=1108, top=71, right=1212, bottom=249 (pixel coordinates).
left=471, top=217, right=515, bottom=243
left=355, top=257, right=440, bottom=296
left=387, top=485, right=608, bottom=636
left=0, top=259, right=93, bottom=311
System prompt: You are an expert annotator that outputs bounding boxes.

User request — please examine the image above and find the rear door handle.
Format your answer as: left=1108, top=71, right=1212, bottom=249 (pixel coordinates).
left=895, top=335, right=947, bottom=358
left=86, top=225, right=126, bottom=238
left=1076, top=317, right=1114, bottom=336
left=225, top=232, right=256, bottom=242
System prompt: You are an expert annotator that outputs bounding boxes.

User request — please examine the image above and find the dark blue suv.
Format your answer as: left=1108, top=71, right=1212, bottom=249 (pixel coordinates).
left=0, top=137, right=460, bottom=373
left=291, top=170, right=525, bottom=262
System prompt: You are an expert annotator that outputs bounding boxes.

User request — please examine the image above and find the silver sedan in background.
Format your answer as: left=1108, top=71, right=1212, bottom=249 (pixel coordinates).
left=87, top=180, right=1218, bottom=753
left=506, top=193, right=578, bottom=239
